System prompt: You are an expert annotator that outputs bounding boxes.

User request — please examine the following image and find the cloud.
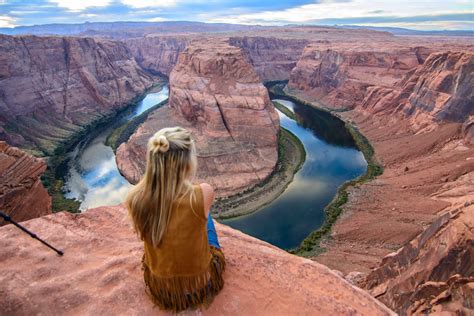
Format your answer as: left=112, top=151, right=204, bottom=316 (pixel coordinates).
left=121, top=0, right=178, bottom=9
left=206, top=0, right=473, bottom=30
left=48, top=0, right=112, bottom=11
left=0, top=15, right=16, bottom=27
left=147, top=16, right=169, bottom=22
left=2, top=0, right=473, bottom=30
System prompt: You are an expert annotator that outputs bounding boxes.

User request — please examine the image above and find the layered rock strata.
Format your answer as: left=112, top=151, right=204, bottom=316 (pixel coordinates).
left=229, top=36, right=308, bottom=81
left=288, top=45, right=431, bottom=110
left=0, top=35, right=155, bottom=155
left=361, top=52, right=474, bottom=131
left=0, top=141, right=51, bottom=225
left=124, top=36, right=188, bottom=76
left=302, top=50, right=474, bottom=315
left=0, top=205, right=395, bottom=315
left=117, top=42, right=279, bottom=196
left=365, top=205, right=474, bottom=314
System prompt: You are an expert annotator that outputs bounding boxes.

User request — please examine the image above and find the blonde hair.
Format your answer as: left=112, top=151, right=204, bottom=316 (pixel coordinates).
left=125, top=126, right=197, bottom=247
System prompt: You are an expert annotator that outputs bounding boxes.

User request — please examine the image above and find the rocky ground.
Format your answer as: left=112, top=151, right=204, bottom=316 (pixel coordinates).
left=0, top=205, right=394, bottom=315
left=212, top=127, right=305, bottom=219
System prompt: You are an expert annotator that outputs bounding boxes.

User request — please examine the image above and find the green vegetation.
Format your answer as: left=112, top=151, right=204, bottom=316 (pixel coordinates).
left=278, top=127, right=306, bottom=176
left=273, top=101, right=295, bottom=120
left=290, top=120, right=383, bottom=257
left=214, top=126, right=306, bottom=219
left=106, top=98, right=168, bottom=151
left=40, top=168, right=81, bottom=213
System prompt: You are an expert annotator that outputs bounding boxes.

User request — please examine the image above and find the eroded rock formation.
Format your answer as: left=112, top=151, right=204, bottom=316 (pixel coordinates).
left=124, top=36, right=188, bottom=76
left=117, top=42, right=279, bottom=196
left=229, top=36, right=308, bottom=81
left=362, top=52, right=474, bottom=131
left=303, top=49, right=474, bottom=315
left=463, top=116, right=474, bottom=145
left=0, top=205, right=394, bottom=315
left=365, top=205, right=474, bottom=314
left=288, top=45, right=430, bottom=110
left=0, top=141, right=51, bottom=225
left=0, top=35, right=155, bottom=155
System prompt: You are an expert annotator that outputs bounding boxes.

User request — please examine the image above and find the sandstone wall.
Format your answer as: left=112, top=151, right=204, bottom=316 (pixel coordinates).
left=0, top=141, right=51, bottom=225
left=117, top=42, right=280, bottom=196
left=0, top=35, right=156, bottom=155
left=124, top=36, right=188, bottom=76
left=288, top=45, right=430, bottom=110
left=229, top=36, right=308, bottom=81
left=305, top=49, right=474, bottom=315
left=362, top=52, right=474, bottom=131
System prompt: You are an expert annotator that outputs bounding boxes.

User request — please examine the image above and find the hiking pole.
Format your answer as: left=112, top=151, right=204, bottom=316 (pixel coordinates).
left=0, top=211, right=64, bottom=256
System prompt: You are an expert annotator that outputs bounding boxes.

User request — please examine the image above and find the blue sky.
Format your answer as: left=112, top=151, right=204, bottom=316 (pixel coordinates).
left=0, top=0, right=473, bottom=30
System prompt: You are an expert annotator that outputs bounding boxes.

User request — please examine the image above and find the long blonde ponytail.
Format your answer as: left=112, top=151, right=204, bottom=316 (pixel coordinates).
left=125, top=126, right=197, bottom=247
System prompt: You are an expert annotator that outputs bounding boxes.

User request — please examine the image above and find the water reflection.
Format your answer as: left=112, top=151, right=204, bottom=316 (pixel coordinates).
left=64, top=86, right=169, bottom=210
left=222, top=98, right=367, bottom=250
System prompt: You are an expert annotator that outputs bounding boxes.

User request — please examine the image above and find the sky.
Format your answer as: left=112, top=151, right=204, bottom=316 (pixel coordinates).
left=0, top=0, right=472, bottom=30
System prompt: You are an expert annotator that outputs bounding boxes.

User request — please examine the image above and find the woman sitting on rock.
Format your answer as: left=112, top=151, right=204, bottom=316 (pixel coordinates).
left=125, top=126, right=225, bottom=312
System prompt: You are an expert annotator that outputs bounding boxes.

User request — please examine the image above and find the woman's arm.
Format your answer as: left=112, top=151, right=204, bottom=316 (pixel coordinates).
left=199, top=183, right=215, bottom=218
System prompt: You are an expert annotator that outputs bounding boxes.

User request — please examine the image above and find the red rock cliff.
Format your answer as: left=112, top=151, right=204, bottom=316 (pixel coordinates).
left=124, top=35, right=188, bottom=76
left=0, top=34, right=156, bottom=155
left=0, top=141, right=51, bottom=225
left=362, top=51, right=474, bottom=131
left=288, top=45, right=430, bottom=110
left=117, top=41, right=279, bottom=196
left=364, top=204, right=474, bottom=315
left=229, top=36, right=308, bottom=81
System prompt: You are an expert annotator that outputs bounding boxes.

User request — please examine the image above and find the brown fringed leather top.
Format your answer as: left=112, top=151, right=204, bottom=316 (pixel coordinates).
left=142, top=184, right=225, bottom=312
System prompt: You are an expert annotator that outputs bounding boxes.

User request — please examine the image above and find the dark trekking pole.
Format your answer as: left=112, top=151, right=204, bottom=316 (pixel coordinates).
left=0, top=211, right=64, bottom=256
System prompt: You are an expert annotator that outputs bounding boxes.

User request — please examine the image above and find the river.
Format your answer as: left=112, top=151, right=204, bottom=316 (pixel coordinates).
left=62, top=84, right=366, bottom=250
left=222, top=96, right=367, bottom=249
left=63, top=85, right=169, bottom=210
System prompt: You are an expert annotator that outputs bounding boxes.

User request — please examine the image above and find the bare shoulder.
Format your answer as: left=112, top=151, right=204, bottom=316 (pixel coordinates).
left=199, top=183, right=214, bottom=195
left=199, top=183, right=215, bottom=217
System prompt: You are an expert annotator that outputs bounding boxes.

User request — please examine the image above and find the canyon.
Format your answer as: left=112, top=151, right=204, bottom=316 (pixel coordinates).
left=117, top=41, right=280, bottom=196
left=0, top=24, right=473, bottom=314
left=294, top=46, right=474, bottom=314
left=0, top=34, right=156, bottom=155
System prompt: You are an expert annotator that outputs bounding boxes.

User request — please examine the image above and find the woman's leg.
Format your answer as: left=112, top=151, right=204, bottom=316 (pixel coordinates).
left=207, top=216, right=221, bottom=249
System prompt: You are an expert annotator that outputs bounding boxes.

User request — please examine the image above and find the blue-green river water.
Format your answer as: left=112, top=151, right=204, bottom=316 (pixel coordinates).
left=222, top=95, right=367, bottom=249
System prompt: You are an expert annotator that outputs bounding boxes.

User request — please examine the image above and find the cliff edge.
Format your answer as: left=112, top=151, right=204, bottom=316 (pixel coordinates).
left=0, top=141, right=51, bottom=225
left=0, top=205, right=394, bottom=315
